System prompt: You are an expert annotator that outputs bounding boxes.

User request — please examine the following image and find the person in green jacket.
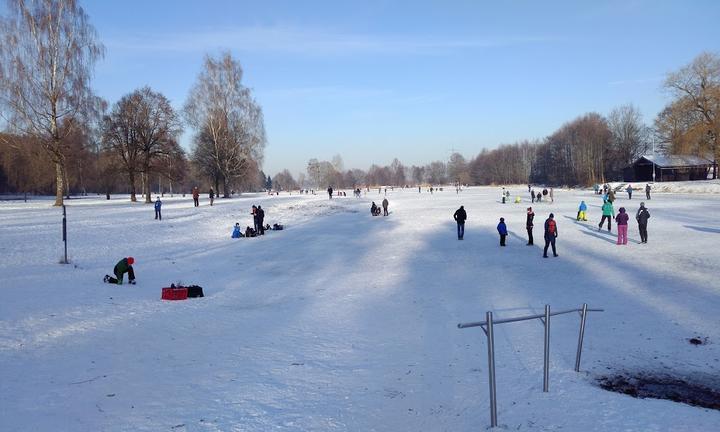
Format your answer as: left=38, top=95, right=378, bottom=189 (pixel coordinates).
left=104, top=257, right=136, bottom=285
left=598, top=200, right=614, bottom=232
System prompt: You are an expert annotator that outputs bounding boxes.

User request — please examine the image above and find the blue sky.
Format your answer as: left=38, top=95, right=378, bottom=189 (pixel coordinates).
left=82, top=0, right=720, bottom=176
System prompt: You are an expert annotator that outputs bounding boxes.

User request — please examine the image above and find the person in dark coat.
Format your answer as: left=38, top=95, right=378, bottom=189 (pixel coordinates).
left=327, top=186, right=333, bottom=199
left=636, top=202, right=650, bottom=243
left=209, top=187, right=215, bottom=206
left=626, top=184, right=633, bottom=200
left=531, top=189, right=536, bottom=203
left=154, top=197, right=162, bottom=220
left=497, top=217, right=508, bottom=246
left=382, top=198, right=389, bottom=216
left=104, top=257, right=136, bottom=285
left=257, top=206, right=265, bottom=235
left=526, top=207, right=535, bottom=245
left=543, top=214, right=558, bottom=258
left=645, top=184, right=651, bottom=200
left=453, top=205, right=467, bottom=240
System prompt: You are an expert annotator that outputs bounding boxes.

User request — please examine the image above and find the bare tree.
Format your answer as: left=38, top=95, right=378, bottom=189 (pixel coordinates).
left=607, top=104, right=649, bottom=176
left=184, top=52, right=266, bottom=197
left=102, top=87, right=182, bottom=202
left=662, top=52, right=720, bottom=177
left=272, top=169, right=298, bottom=191
left=0, top=0, right=104, bottom=205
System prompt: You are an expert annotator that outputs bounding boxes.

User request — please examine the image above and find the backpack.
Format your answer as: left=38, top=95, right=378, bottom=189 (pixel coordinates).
left=547, top=219, right=556, bottom=234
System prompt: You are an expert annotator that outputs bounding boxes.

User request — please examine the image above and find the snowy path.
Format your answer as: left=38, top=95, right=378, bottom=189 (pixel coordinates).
left=1, top=187, right=719, bottom=431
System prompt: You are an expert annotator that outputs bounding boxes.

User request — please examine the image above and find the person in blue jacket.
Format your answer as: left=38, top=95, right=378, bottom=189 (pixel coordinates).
left=497, top=217, right=508, bottom=246
left=154, top=197, right=162, bottom=220
left=577, top=200, right=588, bottom=221
left=231, top=223, right=242, bottom=238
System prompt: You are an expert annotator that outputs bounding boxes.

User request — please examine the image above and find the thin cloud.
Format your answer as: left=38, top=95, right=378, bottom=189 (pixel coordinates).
left=607, top=76, right=664, bottom=87
left=105, top=25, right=558, bottom=56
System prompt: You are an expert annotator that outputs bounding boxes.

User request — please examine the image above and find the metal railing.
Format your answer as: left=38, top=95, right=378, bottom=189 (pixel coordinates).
left=457, top=303, right=604, bottom=428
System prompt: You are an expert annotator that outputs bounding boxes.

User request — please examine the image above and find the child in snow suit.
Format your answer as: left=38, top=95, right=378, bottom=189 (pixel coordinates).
left=154, top=197, right=162, bottom=220
left=543, top=214, right=558, bottom=258
left=454, top=205, right=467, bottom=240
left=104, top=257, right=136, bottom=285
left=232, top=223, right=242, bottom=238
left=497, top=217, right=508, bottom=246
left=526, top=207, right=534, bottom=245
left=577, top=201, right=587, bottom=221
left=615, top=207, right=629, bottom=245
left=599, top=200, right=614, bottom=232
left=636, top=203, right=650, bottom=243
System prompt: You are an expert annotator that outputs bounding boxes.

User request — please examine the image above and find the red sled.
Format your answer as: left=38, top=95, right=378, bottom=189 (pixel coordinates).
left=162, top=287, right=188, bottom=301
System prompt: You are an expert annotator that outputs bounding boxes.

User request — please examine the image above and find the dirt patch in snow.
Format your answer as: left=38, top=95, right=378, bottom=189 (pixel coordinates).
left=597, top=372, right=720, bottom=410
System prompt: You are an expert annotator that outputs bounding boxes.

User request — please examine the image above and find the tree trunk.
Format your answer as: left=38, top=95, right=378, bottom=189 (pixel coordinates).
left=144, top=170, right=152, bottom=203
left=129, top=171, right=137, bottom=202
left=223, top=177, right=230, bottom=198
left=54, top=162, right=64, bottom=206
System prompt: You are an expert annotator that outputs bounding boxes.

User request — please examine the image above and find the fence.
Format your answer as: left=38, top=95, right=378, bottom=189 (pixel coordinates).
left=457, top=303, right=604, bottom=428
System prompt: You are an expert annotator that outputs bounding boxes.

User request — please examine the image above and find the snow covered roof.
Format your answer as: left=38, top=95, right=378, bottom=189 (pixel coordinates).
left=637, top=154, right=713, bottom=167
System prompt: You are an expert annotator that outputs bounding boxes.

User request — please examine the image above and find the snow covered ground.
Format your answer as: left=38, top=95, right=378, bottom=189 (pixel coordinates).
left=1, top=186, right=719, bottom=431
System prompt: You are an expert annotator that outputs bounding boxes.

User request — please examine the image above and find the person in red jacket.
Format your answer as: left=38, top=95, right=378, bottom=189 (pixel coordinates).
left=543, top=214, right=558, bottom=258
left=615, top=207, right=629, bottom=245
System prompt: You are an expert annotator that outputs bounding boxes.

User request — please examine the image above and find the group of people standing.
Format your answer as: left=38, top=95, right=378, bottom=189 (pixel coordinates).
left=452, top=185, right=654, bottom=257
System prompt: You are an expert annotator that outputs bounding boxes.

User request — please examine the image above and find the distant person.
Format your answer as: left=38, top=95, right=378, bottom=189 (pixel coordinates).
left=636, top=202, right=651, bottom=244
left=232, top=223, right=242, bottom=238
left=626, top=184, right=633, bottom=200
left=599, top=200, right=614, bottom=232
left=577, top=200, right=587, bottom=221
left=594, top=184, right=600, bottom=195
left=531, top=189, right=536, bottom=203
left=645, top=183, right=651, bottom=200
left=192, top=186, right=200, bottom=207
left=501, top=187, right=506, bottom=204
left=328, top=186, right=333, bottom=199
left=528, top=184, right=531, bottom=193
left=382, top=198, right=389, bottom=216
left=549, top=187, right=554, bottom=203
left=497, top=217, right=508, bottom=246
left=615, top=207, right=629, bottom=245
left=543, top=213, right=558, bottom=258
left=526, top=207, right=535, bottom=245
left=257, top=206, right=265, bottom=235
left=453, top=205, right=467, bottom=240
left=104, top=257, right=136, bottom=285
left=209, top=187, right=215, bottom=206
left=154, top=197, right=162, bottom=220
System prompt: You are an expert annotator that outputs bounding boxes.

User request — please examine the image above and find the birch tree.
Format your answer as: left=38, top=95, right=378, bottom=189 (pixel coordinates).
left=0, top=0, right=103, bottom=205
left=184, top=53, right=266, bottom=197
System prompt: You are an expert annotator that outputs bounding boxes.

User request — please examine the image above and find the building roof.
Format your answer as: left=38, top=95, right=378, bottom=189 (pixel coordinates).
left=637, top=154, right=713, bottom=167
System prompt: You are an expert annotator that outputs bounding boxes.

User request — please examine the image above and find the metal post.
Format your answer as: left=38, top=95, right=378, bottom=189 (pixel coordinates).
left=486, top=311, right=497, bottom=428
left=575, top=303, right=588, bottom=372
left=62, top=205, right=68, bottom=264
left=543, top=304, right=550, bottom=392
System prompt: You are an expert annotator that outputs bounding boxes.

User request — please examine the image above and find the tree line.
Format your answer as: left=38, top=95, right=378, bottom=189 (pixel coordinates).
left=0, top=0, right=266, bottom=204
left=275, top=52, right=717, bottom=189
